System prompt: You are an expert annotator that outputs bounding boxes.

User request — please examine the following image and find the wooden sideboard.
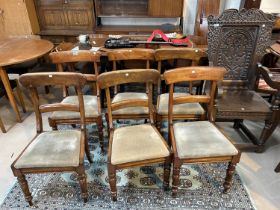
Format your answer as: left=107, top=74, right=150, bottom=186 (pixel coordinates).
left=33, top=0, right=183, bottom=42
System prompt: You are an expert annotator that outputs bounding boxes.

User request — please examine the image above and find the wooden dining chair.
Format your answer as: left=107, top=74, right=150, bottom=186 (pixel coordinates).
left=207, top=9, right=278, bottom=152
left=11, top=72, right=92, bottom=206
left=97, top=69, right=171, bottom=201
left=154, top=48, right=207, bottom=130
left=106, top=49, right=155, bottom=127
left=164, top=67, right=241, bottom=197
left=48, top=50, right=104, bottom=151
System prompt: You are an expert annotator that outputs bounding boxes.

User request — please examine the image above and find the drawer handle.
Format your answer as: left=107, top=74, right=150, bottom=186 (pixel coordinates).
left=64, top=0, right=69, bottom=4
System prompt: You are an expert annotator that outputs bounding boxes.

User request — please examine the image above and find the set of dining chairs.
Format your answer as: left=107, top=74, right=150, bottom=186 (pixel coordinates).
left=10, top=48, right=240, bottom=206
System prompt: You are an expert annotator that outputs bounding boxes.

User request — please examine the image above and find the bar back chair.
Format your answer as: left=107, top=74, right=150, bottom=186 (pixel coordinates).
left=164, top=66, right=240, bottom=196
left=207, top=9, right=278, bottom=152
left=11, top=72, right=92, bottom=206
left=106, top=48, right=155, bottom=124
left=97, top=69, right=171, bottom=201
left=49, top=50, right=104, bottom=150
left=154, top=48, right=207, bottom=130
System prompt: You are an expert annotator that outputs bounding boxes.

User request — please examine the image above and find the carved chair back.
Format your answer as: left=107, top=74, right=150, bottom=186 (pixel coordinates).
left=19, top=72, right=87, bottom=133
left=98, top=69, right=160, bottom=131
left=164, top=67, right=226, bottom=124
left=207, top=9, right=275, bottom=90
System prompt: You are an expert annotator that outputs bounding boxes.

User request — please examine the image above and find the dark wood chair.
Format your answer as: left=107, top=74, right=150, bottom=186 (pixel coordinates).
left=154, top=48, right=207, bottom=130
left=207, top=9, right=278, bottom=152
left=48, top=51, right=104, bottom=150
left=106, top=49, right=155, bottom=128
left=164, top=66, right=241, bottom=196
left=97, top=69, right=172, bottom=201
left=11, top=72, right=92, bottom=206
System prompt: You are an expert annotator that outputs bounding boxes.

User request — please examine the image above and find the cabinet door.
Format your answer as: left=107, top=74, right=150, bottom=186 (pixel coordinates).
left=64, top=0, right=94, bottom=31
left=148, top=0, right=183, bottom=17
left=35, top=0, right=67, bottom=30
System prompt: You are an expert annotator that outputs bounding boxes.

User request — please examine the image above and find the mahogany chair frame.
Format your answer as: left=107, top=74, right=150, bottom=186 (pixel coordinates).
left=98, top=69, right=172, bottom=201
left=106, top=48, right=155, bottom=125
left=11, top=72, right=92, bottom=206
left=207, top=9, right=278, bottom=152
left=164, top=66, right=241, bottom=196
left=154, top=48, right=207, bottom=130
left=49, top=51, right=104, bottom=150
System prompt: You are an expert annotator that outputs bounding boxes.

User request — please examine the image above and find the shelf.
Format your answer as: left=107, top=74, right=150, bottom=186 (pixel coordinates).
left=95, top=0, right=148, bottom=17
left=95, top=25, right=181, bottom=34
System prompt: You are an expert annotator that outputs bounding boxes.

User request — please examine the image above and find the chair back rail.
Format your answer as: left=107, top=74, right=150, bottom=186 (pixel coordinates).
left=164, top=67, right=226, bottom=123
left=98, top=69, right=160, bottom=130
left=155, top=48, right=207, bottom=94
left=19, top=72, right=87, bottom=133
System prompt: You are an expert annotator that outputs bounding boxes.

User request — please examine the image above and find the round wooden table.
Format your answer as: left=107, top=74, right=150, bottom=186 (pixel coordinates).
left=0, top=38, right=53, bottom=122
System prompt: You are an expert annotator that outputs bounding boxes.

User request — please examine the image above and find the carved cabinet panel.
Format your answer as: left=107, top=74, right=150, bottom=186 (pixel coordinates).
left=35, top=0, right=94, bottom=34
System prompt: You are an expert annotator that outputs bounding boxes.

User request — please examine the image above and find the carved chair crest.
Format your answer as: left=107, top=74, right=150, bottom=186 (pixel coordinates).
left=207, top=9, right=275, bottom=89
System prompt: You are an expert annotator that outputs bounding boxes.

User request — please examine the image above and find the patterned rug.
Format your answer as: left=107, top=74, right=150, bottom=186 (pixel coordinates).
left=1, top=120, right=254, bottom=209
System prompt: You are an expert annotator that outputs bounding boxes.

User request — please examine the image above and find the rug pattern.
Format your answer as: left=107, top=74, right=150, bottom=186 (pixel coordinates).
left=1, top=120, right=254, bottom=209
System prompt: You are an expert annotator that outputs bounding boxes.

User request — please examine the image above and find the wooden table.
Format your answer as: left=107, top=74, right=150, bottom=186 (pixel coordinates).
left=0, top=38, right=53, bottom=122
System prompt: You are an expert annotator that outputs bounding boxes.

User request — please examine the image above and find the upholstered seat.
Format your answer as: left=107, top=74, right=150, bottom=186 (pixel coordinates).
left=158, top=93, right=205, bottom=115
left=51, top=95, right=99, bottom=119
left=112, top=92, right=149, bottom=115
left=111, top=124, right=169, bottom=165
left=174, top=121, right=238, bottom=159
left=15, top=130, right=81, bottom=169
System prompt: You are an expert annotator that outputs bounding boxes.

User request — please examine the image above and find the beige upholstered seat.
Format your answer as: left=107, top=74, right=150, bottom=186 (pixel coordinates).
left=15, top=130, right=81, bottom=169
left=51, top=95, right=99, bottom=119
left=174, top=121, right=238, bottom=159
left=158, top=93, right=205, bottom=115
left=111, top=124, right=170, bottom=165
left=112, top=92, right=149, bottom=115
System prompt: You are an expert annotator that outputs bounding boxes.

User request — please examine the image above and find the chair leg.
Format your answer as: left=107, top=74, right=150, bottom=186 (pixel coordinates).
left=223, top=161, right=237, bottom=193
left=105, top=113, right=110, bottom=138
left=44, top=86, right=50, bottom=94
left=156, top=115, right=161, bottom=131
left=275, top=162, right=280, bottom=173
left=77, top=168, right=88, bottom=203
left=163, top=157, right=171, bottom=191
left=172, top=159, right=181, bottom=197
left=0, top=116, right=6, bottom=133
left=97, top=116, right=104, bottom=152
left=15, top=80, right=26, bottom=113
left=108, top=164, right=117, bottom=201
left=233, top=119, right=242, bottom=129
left=85, top=135, right=93, bottom=164
left=17, top=174, right=33, bottom=206
left=48, top=119, right=58, bottom=131
left=258, top=116, right=280, bottom=152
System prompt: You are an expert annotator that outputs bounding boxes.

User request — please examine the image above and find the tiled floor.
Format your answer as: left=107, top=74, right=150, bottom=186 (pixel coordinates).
left=0, top=88, right=279, bottom=210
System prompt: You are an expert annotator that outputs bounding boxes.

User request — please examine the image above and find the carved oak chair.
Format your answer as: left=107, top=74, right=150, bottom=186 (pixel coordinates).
left=154, top=48, right=207, bottom=130
left=106, top=49, right=155, bottom=127
left=207, top=9, right=278, bottom=152
left=164, top=66, right=240, bottom=196
left=48, top=51, right=104, bottom=150
left=97, top=69, right=171, bottom=201
left=11, top=72, right=92, bottom=206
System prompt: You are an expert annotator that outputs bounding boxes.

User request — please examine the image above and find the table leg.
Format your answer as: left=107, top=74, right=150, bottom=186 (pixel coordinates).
left=0, top=67, right=22, bottom=122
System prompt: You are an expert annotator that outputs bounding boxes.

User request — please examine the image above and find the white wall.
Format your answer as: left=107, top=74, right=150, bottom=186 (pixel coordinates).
left=260, top=0, right=280, bottom=13
left=182, top=0, right=198, bottom=34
